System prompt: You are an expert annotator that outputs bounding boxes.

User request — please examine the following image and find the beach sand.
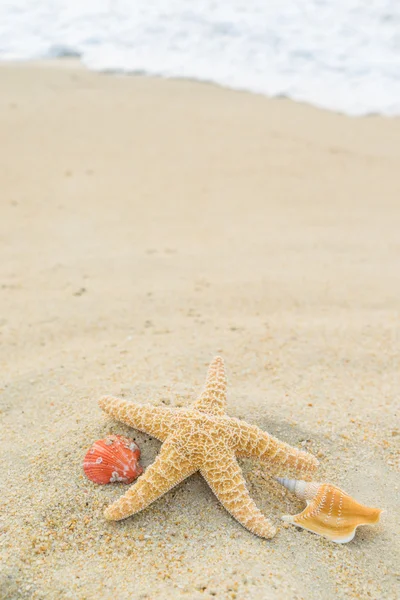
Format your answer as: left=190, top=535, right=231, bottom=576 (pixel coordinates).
left=1, top=61, right=399, bottom=600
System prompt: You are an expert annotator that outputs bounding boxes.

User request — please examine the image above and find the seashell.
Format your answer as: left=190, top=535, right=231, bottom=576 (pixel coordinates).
left=83, top=435, right=143, bottom=485
left=276, top=478, right=382, bottom=544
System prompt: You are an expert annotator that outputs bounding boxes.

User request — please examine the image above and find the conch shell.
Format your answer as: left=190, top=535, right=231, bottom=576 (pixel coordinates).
left=276, top=478, right=382, bottom=544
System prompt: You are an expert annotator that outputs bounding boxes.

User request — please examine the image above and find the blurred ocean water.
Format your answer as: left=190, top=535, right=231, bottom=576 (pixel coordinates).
left=0, top=0, right=399, bottom=116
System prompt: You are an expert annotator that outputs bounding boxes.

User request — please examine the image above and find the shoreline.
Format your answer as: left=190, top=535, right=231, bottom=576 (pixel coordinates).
left=1, top=57, right=399, bottom=120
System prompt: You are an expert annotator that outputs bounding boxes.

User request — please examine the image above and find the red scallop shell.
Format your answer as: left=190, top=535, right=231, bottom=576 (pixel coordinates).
left=83, top=435, right=143, bottom=484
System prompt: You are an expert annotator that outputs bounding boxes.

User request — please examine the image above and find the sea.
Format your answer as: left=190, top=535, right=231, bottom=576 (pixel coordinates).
left=0, top=0, right=399, bottom=116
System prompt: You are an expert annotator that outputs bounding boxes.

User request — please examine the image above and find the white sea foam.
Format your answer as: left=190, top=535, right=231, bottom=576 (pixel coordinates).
left=0, top=0, right=399, bottom=116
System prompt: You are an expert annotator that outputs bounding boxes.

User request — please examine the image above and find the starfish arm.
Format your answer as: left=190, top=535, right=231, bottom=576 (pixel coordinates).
left=192, top=356, right=227, bottom=416
left=231, top=420, right=319, bottom=475
left=99, top=395, right=176, bottom=441
left=201, top=449, right=276, bottom=539
left=104, top=440, right=197, bottom=520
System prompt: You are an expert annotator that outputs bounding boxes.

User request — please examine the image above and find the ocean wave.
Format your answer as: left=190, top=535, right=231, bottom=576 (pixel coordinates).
left=1, top=0, right=399, bottom=116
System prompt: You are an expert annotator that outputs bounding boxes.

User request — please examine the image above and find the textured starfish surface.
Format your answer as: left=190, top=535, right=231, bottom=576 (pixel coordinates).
left=98, top=357, right=319, bottom=538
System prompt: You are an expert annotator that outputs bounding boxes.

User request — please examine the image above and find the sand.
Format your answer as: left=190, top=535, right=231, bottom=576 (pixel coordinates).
left=1, top=61, right=399, bottom=600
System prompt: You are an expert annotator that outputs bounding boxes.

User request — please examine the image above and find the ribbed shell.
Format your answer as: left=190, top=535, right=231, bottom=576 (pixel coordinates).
left=83, top=435, right=143, bottom=484
left=284, top=483, right=381, bottom=543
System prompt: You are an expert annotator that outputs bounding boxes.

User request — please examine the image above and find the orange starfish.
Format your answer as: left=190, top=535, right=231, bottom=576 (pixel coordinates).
left=99, top=357, right=318, bottom=538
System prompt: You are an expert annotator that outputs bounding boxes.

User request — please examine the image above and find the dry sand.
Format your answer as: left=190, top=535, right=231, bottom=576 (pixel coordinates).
left=1, top=61, right=399, bottom=600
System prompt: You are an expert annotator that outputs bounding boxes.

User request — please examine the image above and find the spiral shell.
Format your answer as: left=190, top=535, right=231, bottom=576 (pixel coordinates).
left=275, top=477, right=320, bottom=502
left=276, top=478, right=382, bottom=544
left=83, top=435, right=143, bottom=485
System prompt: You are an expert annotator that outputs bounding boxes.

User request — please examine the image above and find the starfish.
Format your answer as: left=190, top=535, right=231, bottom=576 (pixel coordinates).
left=99, top=357, right=318, bottom=538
